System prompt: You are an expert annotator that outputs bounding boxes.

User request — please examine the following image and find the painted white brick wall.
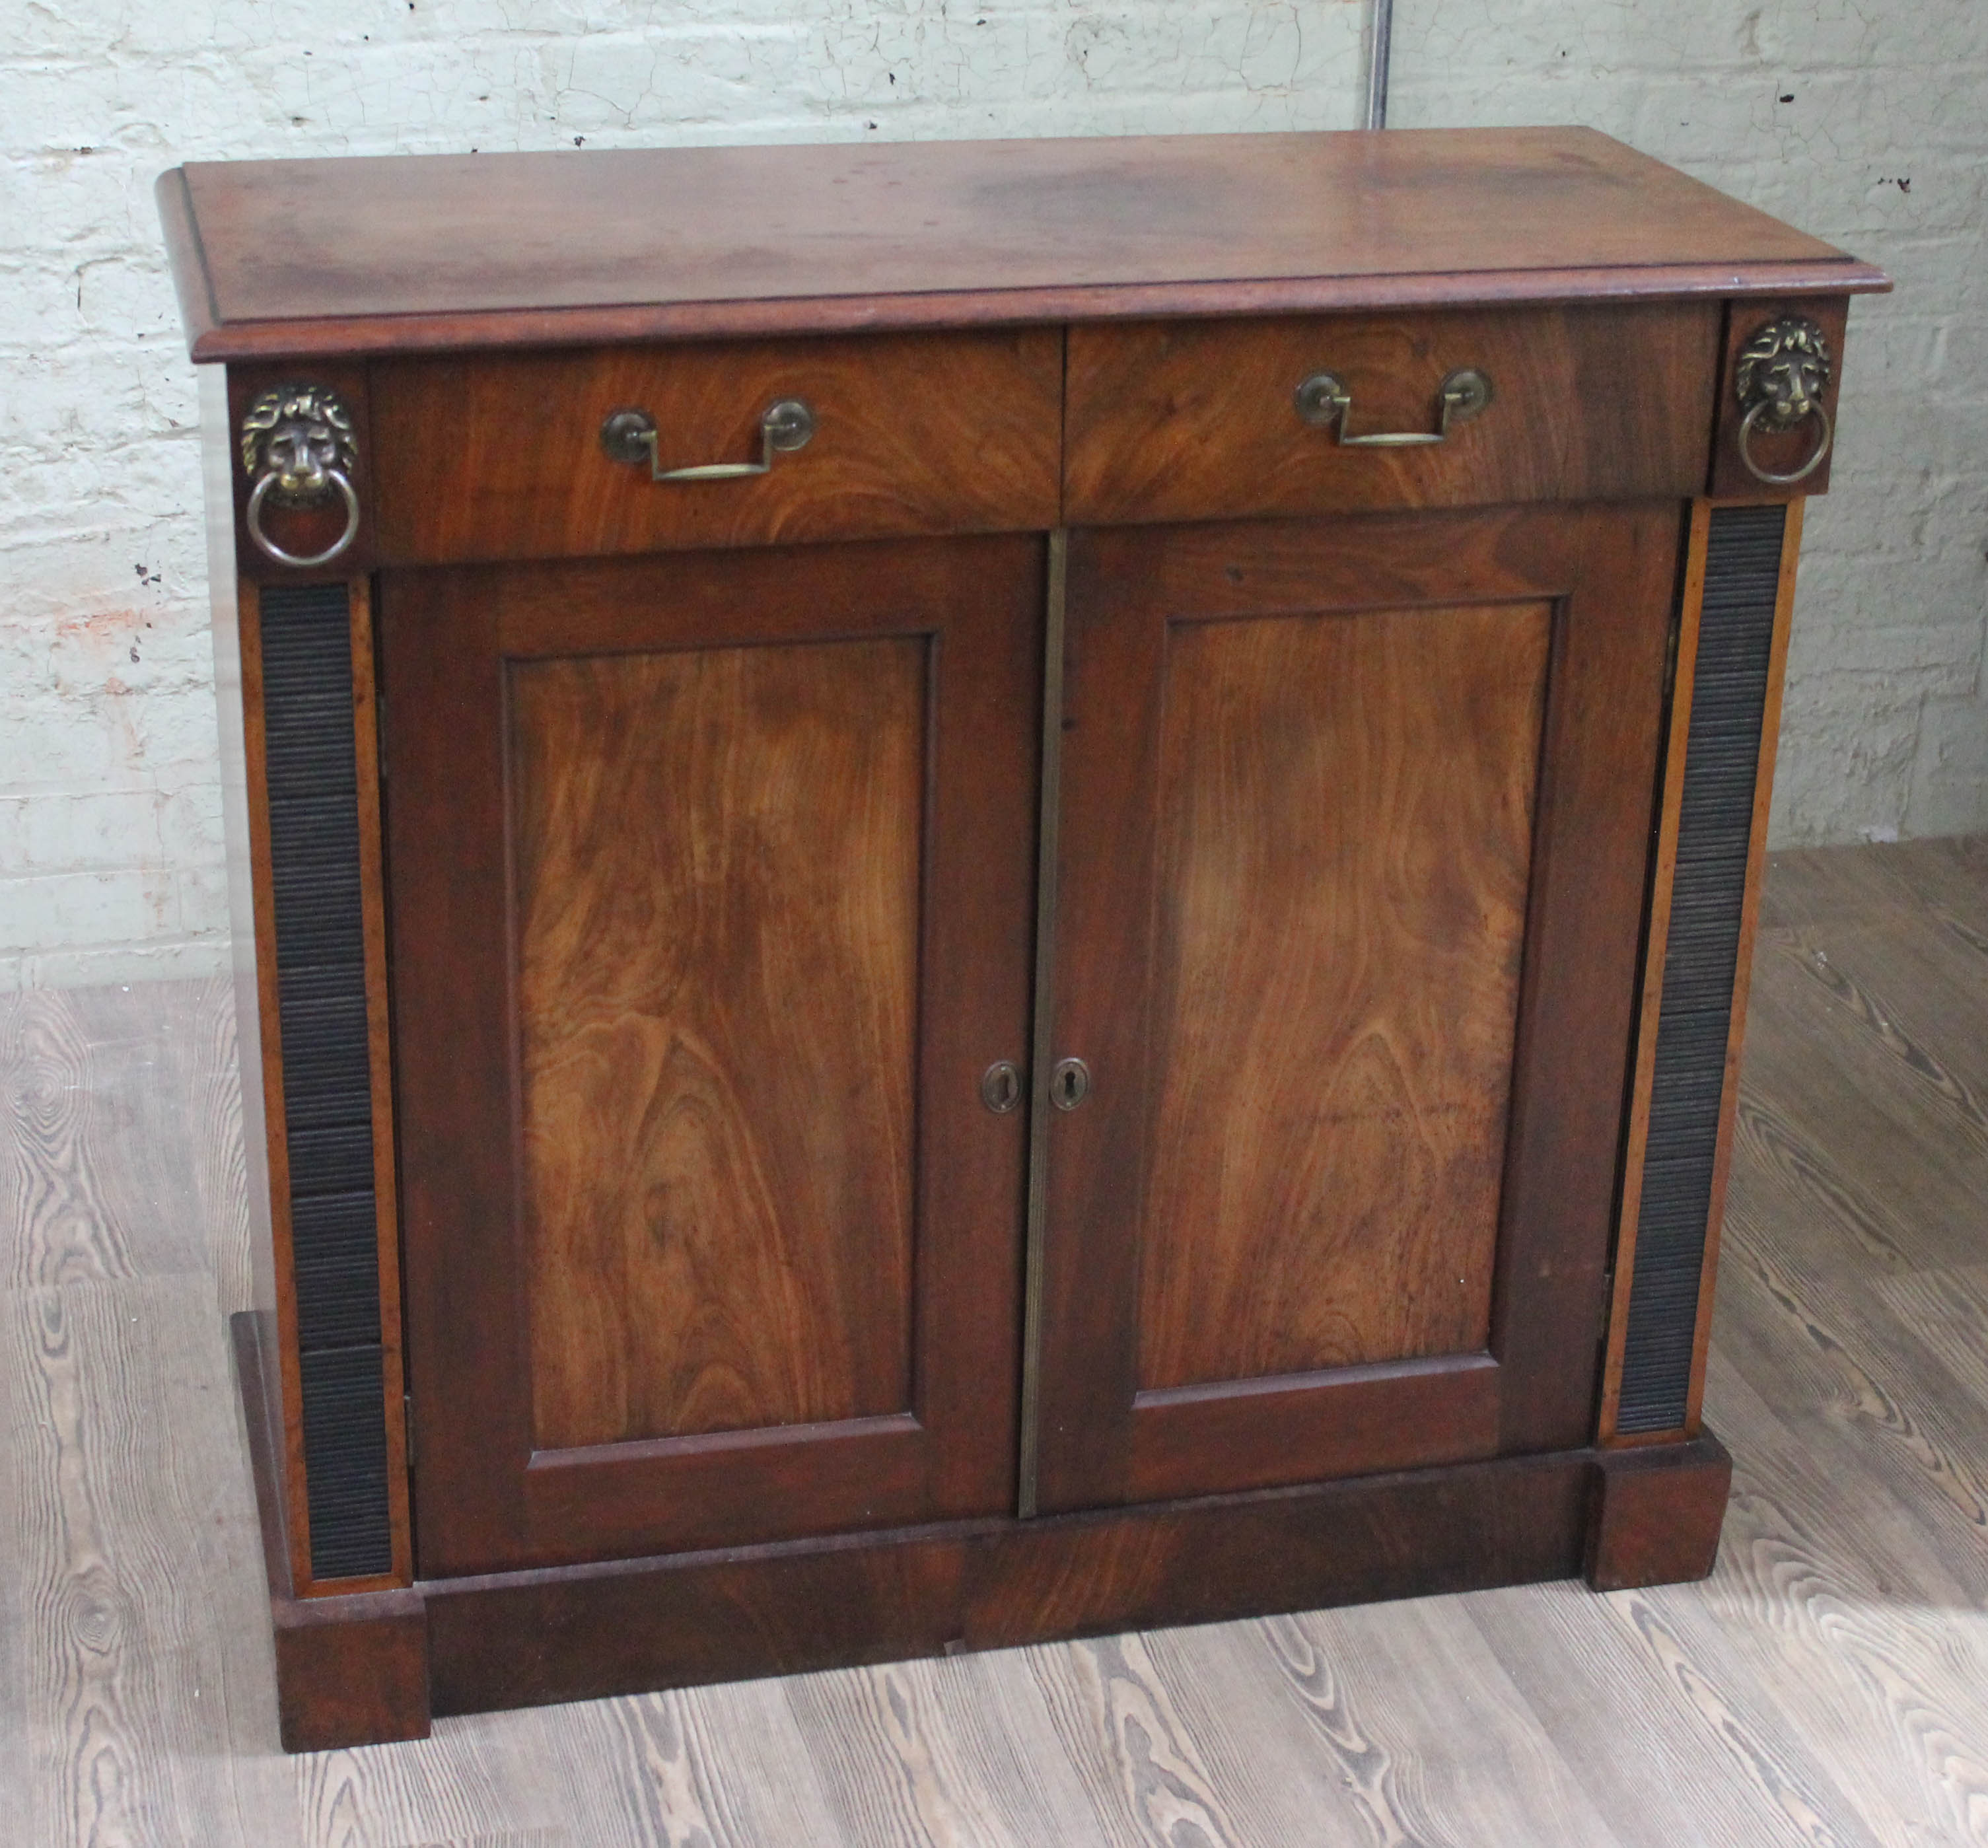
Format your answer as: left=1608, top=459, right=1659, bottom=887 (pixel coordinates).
left=2, top=0, right=1981, bottom=987
left=1390, top=0, right=1988, bottom=846
left=0, top=0, right=1367, bottom=989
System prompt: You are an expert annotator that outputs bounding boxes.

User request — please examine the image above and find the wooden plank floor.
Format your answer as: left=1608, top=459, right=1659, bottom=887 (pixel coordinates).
left=3, top=836, right=1985, bottom=1847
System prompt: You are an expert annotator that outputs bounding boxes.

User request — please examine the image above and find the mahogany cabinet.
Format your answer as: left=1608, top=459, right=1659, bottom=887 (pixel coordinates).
left=159, top=127, right=1886, bottom=1750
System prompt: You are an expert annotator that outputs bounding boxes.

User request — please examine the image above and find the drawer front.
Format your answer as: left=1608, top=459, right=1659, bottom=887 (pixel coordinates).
left=370, top=329, right=1063, bottom=565
left=1065, top=303, right=1721, bottom=526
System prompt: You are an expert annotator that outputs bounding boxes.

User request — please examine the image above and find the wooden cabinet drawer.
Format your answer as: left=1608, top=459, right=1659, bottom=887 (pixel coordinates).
left=370, top=329, right=1063, bottom=565
left=1065, top=303, right=1721, bottom=526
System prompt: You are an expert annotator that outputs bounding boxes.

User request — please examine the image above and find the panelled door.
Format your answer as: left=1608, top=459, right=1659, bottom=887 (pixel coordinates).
left=382, top=534, right=1041, bottom=1576
left=1030, top=503, right=1682, bottom=1512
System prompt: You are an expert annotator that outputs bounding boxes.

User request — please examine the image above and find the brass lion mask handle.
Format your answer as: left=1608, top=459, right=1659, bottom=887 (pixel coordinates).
left=240, top=384, right=361, bottom=569
left=1735, top=316, right=1834, bottom=487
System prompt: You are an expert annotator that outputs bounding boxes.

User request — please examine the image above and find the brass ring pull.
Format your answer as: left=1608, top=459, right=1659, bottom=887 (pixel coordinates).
left=601, top=400, right=816, bottom=481
left=1737, top=398, right=1833, bottom=487
left=246, top=466, right=361, bottom=569
left=1294, top=367, right=1493, bottom=446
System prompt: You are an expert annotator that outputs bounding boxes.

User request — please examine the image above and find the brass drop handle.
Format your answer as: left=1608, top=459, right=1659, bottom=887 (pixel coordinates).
left=600, top=399, right=816, bottom=481
left=1294, top=367, right=1493, bottom=446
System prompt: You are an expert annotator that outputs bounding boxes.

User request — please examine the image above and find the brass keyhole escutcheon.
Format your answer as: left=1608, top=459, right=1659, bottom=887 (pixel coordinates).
left=980, top=1061, right=1022, bottom=1114
left=1050, top=1057, right=1090, bottom=1111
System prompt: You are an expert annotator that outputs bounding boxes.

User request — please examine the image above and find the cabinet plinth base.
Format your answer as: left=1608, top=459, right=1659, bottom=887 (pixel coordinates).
left=233, top=1312, right=432, bottom=1752
left=234, top=1314, right=1731, bottom=1751
left=1585, top=1431, right=1734, bottom=1591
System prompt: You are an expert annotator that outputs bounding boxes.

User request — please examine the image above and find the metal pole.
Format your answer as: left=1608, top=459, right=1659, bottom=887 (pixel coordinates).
left=1366, top=0, right=1394, bottom=130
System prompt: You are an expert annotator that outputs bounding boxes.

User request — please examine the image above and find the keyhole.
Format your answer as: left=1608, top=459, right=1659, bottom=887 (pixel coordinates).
left=979, top=1061, right=1022, bottom=1114
left=1051, top=1057, right=1090, bottom=1111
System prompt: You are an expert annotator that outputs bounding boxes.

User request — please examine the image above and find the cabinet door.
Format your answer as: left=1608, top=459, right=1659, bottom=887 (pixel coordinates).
left=382, top=536, right=1040, bottom=1575
left=1032, top=504, right=1679, bottom=1511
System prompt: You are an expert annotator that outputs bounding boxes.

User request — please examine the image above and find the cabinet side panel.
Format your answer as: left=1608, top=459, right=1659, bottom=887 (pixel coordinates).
left=207, top=367, right=307, bottom=1591
left=202, top=365, right=269, bottom=1322
left=1612, top=502, right=1793, bottom=1437
left=1596, top=503, right=1707, bottom=1442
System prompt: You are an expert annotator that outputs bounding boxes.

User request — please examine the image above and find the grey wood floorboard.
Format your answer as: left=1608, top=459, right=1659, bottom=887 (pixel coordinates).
left=1754, top=923, right=1988, bottom=1167
left=1, top=1281, right=39, bottom=1842
left=1, top=838, right=1985, bottom=1846
left=181, top=974, right=254, bottom=1315
left=534, top=1680, right=847, bottom=1848
left=1699, top=1362, right=1988, bottom=1845
left=1768, top=837, right=1988, bottom=950
left=1, top=989, right=140, bottom=1289
left=1118, top=1617, right=1433, bottom=1848
left=1475, top=1571, right=1887, bottom=1848
left=1240, top=1602, right=1622, bottom=1848
left=1020, top=1631, right=1252, bottom=1848
left=1468, top=1573, right=1853, bottom=1848
left=360, top=1833, right=571, bottom=1848
left=65, top=979, right=239, bottom=1285
left=1, top=1276, right=299, bottom=1848
left=0, top=977, right=250, bottom=1298
left=1876, top=1264, right=1988, bottom=1419
left=1737, top=954, right=1988, bottom=1273
left=1717, top=1207, right=1988, bottom=1594
left=295, top=1719, right=568, bottom=1848
left=788, top=1653, right=1102, bottom=1848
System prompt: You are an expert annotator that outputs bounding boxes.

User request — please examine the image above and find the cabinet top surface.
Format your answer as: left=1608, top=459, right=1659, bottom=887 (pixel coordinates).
left=160, top=127, right=1886, bottom=363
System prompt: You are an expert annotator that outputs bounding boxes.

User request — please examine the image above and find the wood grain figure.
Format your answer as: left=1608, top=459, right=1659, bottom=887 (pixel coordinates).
left=159, top=129, right=1883, bottom=361
left=1034, top=503, right=1676, bottom=1511
left=149, top=125, right=1894, bottom=1747
left=1066, top=303, right=1720, bottom=526
left=371, top=330, right=1063, bottom=564
left=383, top=536, right=1040, bottom=1573
left=1138, top=600, right=1549, bottom=1390
left=511, top=637, right=924, bottom=1448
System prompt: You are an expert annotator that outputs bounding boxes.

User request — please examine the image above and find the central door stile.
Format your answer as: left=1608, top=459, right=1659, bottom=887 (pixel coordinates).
left=1016, top=527, right=1069, bottom=1520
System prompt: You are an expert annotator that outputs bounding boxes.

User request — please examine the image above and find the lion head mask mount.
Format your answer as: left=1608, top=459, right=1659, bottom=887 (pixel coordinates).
left=239, top=384, right=358, bottom=506
left=1736, top=317, right=1831, bottom=428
